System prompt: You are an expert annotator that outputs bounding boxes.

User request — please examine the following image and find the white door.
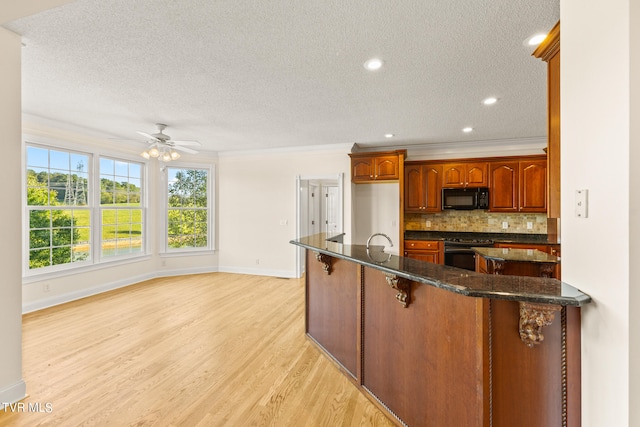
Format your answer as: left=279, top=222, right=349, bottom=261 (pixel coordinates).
left=309, top=183, right=321, bottom=236
left=324, top=185, right=339, bottom=234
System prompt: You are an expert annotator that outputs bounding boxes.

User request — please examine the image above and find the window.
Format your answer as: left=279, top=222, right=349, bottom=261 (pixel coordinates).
left=25, top=144, right=147, bottom=274
left=99, top=158, right=144, bottom=258
left=166, top=167, right=210, bottom=250
left=26, top=146, right=91, bottom=270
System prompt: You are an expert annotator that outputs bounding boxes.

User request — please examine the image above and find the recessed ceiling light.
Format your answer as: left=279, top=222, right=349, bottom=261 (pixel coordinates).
left=482, top=97, right=498, bottom=105
left=364, top=58, right=384, bottom=71
left=384, top=133, right=395, bottom=138
left=525, top=33, right=547, bottom=46
left=462, top=127, right=473, bottom=133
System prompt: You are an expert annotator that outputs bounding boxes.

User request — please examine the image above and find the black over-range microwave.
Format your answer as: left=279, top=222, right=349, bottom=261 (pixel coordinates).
left=442, top=187, right=489, bottom=210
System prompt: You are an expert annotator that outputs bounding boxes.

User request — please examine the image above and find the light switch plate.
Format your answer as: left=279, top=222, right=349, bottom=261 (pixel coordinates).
left=575, top=189, right=588, bottom=218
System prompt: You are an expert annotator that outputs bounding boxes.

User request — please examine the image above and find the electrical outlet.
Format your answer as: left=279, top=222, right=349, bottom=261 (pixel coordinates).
left=526, top=222, right=533, bottom=230
left=502, top=221, right=509, bottom=229
left=43, top=283, right=50, bottom=292
left=425, top=220, right=431, bottom=228
left=256, top=259, right=260, bottom=265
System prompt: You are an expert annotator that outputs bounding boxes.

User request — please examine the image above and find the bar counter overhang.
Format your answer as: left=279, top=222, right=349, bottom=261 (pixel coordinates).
left=290, top=233, right=591, bottom=427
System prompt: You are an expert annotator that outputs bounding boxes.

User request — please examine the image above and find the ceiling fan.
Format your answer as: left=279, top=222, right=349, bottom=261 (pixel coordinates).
left=138, top=123, right=200, bottom=161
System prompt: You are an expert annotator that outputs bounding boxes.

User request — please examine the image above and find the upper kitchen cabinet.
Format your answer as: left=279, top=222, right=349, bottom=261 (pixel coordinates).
left=349, top=150, right=407, bottom=183
left=489, top=156, right=547, bottom=213
left=489, top=161, right=519, bottom=212
left=405, top=162, right=442, bottom=212
left=519, top=159, right=547, bottom=212
left=442, top=162, right=488, bottom=188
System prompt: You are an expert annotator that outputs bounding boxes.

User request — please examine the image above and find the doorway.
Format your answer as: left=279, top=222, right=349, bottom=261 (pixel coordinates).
left=295, top=174, right=344, bottom=277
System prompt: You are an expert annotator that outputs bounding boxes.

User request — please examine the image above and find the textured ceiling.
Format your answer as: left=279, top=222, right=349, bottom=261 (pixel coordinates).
left=3, top=0, right=559, bottom=153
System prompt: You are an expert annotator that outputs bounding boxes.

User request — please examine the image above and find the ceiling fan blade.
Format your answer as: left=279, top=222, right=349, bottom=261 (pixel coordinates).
left=172, top=146, right=199, bottom=154
left=171, top=140, right=201, bottom=147
left=137, top=131, right=160, bottom=141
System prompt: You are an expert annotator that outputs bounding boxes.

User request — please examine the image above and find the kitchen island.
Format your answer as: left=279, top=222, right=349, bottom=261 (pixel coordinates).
left=290, top=233, right=590, bottom=427
left=473, top=246, right=561, bottom=278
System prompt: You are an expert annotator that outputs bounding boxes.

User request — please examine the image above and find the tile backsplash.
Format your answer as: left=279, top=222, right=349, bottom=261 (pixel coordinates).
left=405, top=211, right=547, bottom=234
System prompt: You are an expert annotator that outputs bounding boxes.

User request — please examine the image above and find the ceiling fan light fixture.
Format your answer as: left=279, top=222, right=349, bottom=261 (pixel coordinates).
left=148, top=146, right=160, bottom=158
left=160, top=151, right=172, bottom=162
left=170, top=150, right=180, bottom=160
left=141, top=151, right=151, bottom=159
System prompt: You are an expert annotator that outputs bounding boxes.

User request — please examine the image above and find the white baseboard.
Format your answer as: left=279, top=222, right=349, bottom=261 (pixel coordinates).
left=0, top=380, right=26, bottom=405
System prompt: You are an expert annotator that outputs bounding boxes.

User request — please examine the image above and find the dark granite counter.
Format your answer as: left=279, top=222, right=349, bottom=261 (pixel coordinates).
left=472, top=247, right=560, bottom=264
left=405, top=230, right=555, bottom=244
left=291, top=233, right=589, bottom=307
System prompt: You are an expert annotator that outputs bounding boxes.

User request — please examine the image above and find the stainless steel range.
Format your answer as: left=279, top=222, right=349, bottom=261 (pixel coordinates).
left=443, top=238, right=494, bottom=271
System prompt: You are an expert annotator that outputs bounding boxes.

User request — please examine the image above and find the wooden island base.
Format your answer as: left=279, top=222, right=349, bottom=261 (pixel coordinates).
left=304, top=249, right=582, bottom=427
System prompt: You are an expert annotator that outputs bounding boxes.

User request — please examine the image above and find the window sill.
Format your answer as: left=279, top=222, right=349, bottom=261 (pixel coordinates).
left=159, top=249, right=217, bottom=258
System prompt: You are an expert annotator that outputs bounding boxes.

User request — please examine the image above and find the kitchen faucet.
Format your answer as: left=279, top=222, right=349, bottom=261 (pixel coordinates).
left=366, top=233, right=394, bottom=251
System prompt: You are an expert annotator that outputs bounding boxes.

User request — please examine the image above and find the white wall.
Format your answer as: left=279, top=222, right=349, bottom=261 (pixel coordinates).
left=0, top=26, right=26, bottom=405
left=561, top=0, right=638, bottom=425
left=630, top=1, right=640, bottom=423
left=353, top=183, right=400, bottom=254
left=217, top=146, right=352, bottom=277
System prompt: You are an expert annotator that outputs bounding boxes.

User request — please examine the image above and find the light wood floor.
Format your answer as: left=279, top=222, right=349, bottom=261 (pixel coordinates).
left=0, top=273, right=394, bottom=427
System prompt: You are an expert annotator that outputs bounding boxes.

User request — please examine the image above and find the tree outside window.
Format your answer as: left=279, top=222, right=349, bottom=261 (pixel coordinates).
left=167, top=168, right=209, bottom=249
left=26, top=146, right=90, bottom=269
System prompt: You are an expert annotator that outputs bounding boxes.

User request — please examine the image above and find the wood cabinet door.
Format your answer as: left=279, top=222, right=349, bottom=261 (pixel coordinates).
left=405, top=251, right=439, bottom=264
left=351, top=157, right=374, bottom=182
left=442, top=164, right=466, bottom=187
left=466, top=162, right=489, bottom=187
left=519, top=159, right=547, bottom=212
left=424, top=164, right=443, bottom=211
left=489, top=162, right=518, bottom=212
left=443, top=163, right=488, bottom=187
left=404, top=164, right=425, bottom=211
left=374, top=155, right=399, bottom=180
left=404, top=240, right=443, bottom=264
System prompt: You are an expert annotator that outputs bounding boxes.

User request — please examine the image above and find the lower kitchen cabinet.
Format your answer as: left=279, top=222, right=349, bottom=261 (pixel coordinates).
left=404, top=240, right=444, bottom=264
left=494, top=242, right=561, bottom=279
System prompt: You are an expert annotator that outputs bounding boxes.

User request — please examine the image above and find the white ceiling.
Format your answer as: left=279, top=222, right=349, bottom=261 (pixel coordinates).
left=3, top=0, right=559, bottom=153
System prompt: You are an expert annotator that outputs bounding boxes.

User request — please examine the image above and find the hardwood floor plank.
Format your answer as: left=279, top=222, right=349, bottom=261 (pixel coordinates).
left=0, top=273, right=394, bottom=427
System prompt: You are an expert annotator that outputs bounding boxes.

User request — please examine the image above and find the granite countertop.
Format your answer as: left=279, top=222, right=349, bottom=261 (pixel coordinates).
left=290, top=233, right=590, bottom=307
left=404, top=230, right=556, bottom=244
left=472, top=247, right=560, bottom=264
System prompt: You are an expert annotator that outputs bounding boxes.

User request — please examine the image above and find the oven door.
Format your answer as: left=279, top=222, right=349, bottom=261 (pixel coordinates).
left=444, top=248, right=477, bottom=271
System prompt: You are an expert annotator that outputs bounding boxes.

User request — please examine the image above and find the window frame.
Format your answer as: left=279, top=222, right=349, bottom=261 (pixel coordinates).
left=24, top=143, right=94, bottom=274
left=23, top=139, right=149, bottom=279
left=162, top=163, right=215, bottom=254
left=97, top=155, right=147, bottom=262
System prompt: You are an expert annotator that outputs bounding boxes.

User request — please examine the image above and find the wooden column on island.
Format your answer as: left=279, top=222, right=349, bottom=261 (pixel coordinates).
left=533, top=21, right=561, bottom=243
